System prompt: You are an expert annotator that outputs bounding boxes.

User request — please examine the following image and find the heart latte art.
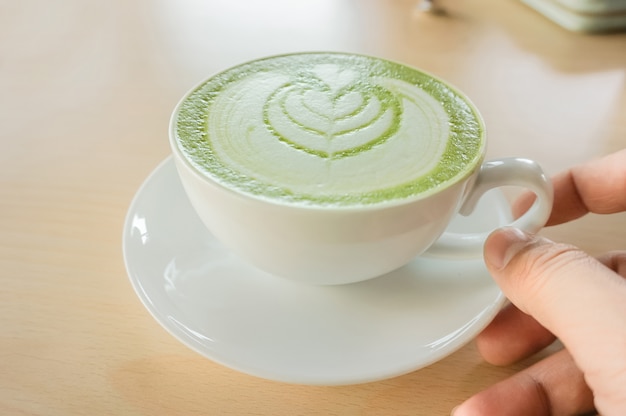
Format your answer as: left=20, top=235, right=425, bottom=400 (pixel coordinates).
left=174, top=53, right=484, bottom=206
left=262, top=65, right=402, bottom=160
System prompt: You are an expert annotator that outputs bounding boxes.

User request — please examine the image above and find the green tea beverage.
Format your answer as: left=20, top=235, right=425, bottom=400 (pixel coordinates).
left=173, top=53, right=484, bottom=207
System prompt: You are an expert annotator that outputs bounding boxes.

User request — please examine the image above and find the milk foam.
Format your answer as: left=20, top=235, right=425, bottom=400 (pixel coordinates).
left=175, top=54, right=484, bottom=206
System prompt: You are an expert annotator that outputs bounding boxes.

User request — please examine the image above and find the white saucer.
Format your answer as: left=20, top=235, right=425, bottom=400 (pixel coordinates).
left=123, top=157, right=509, bottom=386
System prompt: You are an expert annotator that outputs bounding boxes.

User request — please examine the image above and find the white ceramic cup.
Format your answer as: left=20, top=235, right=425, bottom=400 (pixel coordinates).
left=170, top=154, right=552, bottom=285
left=169, top=55, right=553, bottom=285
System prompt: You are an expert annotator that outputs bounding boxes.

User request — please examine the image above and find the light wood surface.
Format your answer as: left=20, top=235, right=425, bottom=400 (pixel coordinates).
left=1, top=1, right=625, bottom=414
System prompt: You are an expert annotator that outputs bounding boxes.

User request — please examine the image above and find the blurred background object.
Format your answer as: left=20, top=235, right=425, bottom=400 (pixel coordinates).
left=520, top=0, right=626, bottom=32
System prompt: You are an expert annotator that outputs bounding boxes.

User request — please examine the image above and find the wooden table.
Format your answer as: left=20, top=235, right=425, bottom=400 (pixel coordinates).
left=2, top=0, right=625, bottom=414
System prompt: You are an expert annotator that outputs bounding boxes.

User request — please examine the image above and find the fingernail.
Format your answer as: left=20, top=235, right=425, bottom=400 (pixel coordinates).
left=485, top=227, right=531, bottom=270
left=450, top=405, right=459, bottom=415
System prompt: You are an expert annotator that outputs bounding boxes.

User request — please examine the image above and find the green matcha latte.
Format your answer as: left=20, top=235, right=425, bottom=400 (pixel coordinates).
left=173, top=53, right=485, bottom=207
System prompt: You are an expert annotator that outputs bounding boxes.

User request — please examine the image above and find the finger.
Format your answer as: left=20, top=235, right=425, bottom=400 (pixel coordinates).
left=512, top=170, right=587, bottom=225
left=453, top=349, right=595, bottom=416
left=476, top=303, right=556, bottom=366
left=477, top=250, right=626, bottom=366
left=513, top=149, right=626, bottom=225
left=484, top=227, right=626, bottom=414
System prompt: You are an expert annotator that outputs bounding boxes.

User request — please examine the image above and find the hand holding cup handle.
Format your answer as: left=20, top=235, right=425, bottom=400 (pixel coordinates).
left=425, top=157, right=554, bottom=259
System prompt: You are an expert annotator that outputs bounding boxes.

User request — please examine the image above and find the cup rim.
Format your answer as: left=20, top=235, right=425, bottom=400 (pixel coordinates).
left=168, top=51, right=487, bottom=212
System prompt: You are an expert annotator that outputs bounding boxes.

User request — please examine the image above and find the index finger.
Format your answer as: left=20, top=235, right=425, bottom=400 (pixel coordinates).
left=514, top=149, right=626, bottom=226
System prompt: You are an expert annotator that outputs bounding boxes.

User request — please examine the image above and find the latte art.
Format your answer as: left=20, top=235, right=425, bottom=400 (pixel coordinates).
left=174, top=53, right=484, bottom=206
left=263, top=65, right=402, bottom=160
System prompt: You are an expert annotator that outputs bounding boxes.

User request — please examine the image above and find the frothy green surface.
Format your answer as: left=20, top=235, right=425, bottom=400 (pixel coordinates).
left=174, top=53, right=484, bottom=206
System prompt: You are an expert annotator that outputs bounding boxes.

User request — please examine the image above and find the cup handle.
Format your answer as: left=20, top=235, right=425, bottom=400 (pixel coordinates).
left=424, top=157, right=554, bottom=259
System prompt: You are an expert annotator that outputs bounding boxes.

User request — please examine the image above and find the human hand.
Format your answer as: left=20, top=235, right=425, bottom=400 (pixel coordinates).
left=453, top=149, right=626, bottom=416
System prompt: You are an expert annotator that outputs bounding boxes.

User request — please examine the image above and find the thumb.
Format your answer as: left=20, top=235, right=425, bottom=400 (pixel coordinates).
left=483, top=227, right=625, bottom=344
left=483, top=227, right=626, bottom=411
